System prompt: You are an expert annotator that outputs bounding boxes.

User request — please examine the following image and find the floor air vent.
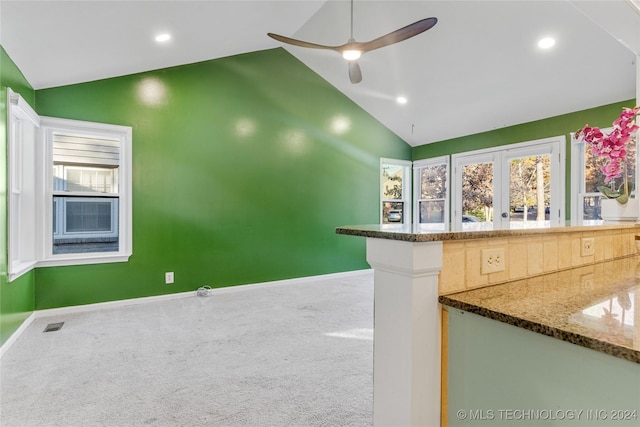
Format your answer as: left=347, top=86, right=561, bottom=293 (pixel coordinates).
left=43, top=322, right=64, bottom=332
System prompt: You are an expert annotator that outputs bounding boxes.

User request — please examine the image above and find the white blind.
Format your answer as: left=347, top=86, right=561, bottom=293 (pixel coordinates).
left=53, top=133, right=120, bottom=167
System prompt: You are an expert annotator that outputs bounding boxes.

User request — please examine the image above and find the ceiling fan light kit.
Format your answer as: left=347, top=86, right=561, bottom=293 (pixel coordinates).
left=342, top=48, right=361, bottom=61
left=268, top=1, right=437, bottom=84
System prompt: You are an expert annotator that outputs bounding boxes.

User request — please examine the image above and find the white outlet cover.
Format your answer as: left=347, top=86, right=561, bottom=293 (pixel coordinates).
left=481, top=248, right=506, bottom=274
left=581, top=238, right=595, bottom=257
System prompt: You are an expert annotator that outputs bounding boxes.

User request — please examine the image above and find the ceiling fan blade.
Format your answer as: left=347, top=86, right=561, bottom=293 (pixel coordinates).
left=348, top=61, right=362, bottom=84
left=359, top=17, right=438, bottom=54
left=268, top=10, right=438, bottom=85
left=267, top=33, right=342, bottom=52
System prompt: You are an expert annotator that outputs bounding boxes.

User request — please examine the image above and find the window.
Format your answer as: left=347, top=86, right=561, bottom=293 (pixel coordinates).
left=451, top=137, right=564, bottom=231
left=6, top=89, right=132, bottom=278
left=380, top=158, right=412, bottom=226
left=413, top=156, right=449, bottom=230
left=571, top=129, right=636, bottom=224
left=7, top=89, right=39, bottom=281
left=40, top=117, right=132, bottom=265
left=50, top=132, right=121, bottom=255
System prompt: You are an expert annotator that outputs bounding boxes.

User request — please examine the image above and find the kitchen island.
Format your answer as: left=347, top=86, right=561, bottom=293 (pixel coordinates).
left=440, top=257, right=639, bottom=426
left=336, top=222, right=640, bottom=427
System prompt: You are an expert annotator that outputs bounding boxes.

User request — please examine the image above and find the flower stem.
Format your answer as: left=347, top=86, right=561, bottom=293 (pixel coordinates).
left=624, top=161, right=628, bottom=197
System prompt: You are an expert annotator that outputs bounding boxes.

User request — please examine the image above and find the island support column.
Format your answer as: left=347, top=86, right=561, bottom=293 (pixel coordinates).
left=366, top=238, right=443, bottom=427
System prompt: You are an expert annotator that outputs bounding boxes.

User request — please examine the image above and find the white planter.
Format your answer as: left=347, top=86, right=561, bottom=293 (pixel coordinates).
left=600, top=198, right=639, bottom=221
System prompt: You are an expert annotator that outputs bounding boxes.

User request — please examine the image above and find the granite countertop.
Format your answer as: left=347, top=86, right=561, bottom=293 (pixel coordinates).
left=336, top=222, right=640, bottom=242
left=439, top=256, right=640, bottom=364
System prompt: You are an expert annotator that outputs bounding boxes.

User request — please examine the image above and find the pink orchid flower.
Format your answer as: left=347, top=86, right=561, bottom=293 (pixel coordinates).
left=576, top=106, right=639, bottom=184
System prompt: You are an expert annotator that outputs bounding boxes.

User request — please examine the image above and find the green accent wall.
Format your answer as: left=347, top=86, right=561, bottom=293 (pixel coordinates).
left=412, top=100, right=636, bottom=218
left=34, top=48, right=411, bottom=309
left=0, top=46, right=36, bottom=346
left=3, top=39, right=637, bottom=339
left=413, top=101, right=636, bottom=159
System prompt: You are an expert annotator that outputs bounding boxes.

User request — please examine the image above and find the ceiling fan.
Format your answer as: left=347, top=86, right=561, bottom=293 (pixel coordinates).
left=268, top=0, right=437, bottom=84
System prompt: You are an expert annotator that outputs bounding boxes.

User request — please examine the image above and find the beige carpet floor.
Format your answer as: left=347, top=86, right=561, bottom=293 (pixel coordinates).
left=0, top=271, right=374, bottom=427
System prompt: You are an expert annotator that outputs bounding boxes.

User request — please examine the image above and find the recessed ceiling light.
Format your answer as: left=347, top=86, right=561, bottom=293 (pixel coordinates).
left=538, top=37, right=555, bottom=49
left=396, top=96, right=408, bottom=105
left=155, top=33, right=171, bottom=43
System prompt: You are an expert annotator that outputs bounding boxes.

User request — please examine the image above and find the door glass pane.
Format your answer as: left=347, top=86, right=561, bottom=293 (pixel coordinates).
left=509, top=155, right=550, bottom=228
left=462, top=162, right=494, bottom=230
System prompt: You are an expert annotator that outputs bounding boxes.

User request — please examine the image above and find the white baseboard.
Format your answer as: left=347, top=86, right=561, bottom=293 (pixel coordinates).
left=0, top=312, right=36, bottom=359
left=33, top=289, right=195, bottom=318
left=35, top=269, right=372, bottom=318
left=0, top=269, right=372, bottom=358
left=198, top=268, right=373, bottom=296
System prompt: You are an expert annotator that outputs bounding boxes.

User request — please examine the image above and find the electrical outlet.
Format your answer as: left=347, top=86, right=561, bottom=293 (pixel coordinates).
left=581, top=237, right=595, bottom=257
left=165, top=272, right=174, bottom=284
left=481, top=248, right=505, bottom=274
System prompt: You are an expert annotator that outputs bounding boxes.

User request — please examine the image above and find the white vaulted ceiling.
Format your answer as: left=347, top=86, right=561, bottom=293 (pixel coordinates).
left=1, top=0, right=638, bottom=146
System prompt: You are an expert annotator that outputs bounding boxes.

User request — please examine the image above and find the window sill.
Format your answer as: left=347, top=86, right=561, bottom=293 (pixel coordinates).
left=9, top=261, right=38, bottom=282
left=36, top=252, right=132, bottom=269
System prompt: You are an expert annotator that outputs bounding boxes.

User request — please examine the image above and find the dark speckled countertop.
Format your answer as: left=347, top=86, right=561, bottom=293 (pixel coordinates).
left=439, top=256, right=640, bottom=364
left=336, top=222, right=640, bottom=242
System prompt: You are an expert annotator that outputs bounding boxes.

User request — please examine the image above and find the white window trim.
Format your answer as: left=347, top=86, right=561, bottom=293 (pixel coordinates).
left=380, top=158, right=412, bottom=226
left=7, top=89, right=132, bottom=276
left=451, top=150, right=500, bottom=231
left=7, top=89, right=40, bottom=281
left=569, top=129, right=638, bottom=225
left=450, top=136, right=566, bottom=230
left=570, top=132, right=585, bottom=225
left=413, top=156, right=450, bottom=231
left=37, top=116, right=132, bottom=267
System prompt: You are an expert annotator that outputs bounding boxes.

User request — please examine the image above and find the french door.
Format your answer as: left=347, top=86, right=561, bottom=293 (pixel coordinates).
left=451, top=137, right=565, bottom=231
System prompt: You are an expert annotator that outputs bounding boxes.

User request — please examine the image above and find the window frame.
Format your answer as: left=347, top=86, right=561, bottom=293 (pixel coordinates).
left=7, top=88, right=40, bottom=281
left=412, top=156, right=450, bottom=231
left=570, top=129, right=638, bottom=225
left=7, top=89, right=133, bottom=278
left=53, top=197, right=119, bottom=240
left=451, top=136, right=565, bottom=231
left=380, top=158, right=412, bottom=226
left=38, top=116, right=132, bottom=267
left=571, top=132, right=593, bottom=225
